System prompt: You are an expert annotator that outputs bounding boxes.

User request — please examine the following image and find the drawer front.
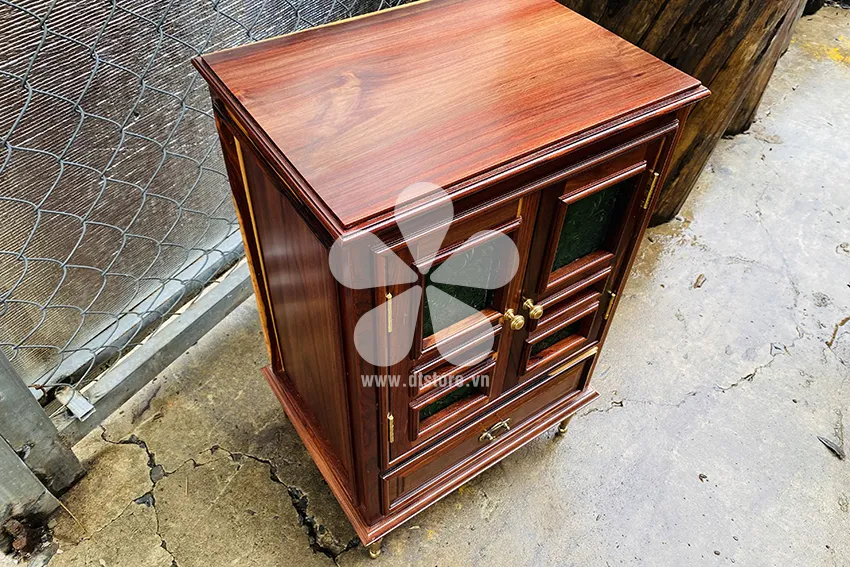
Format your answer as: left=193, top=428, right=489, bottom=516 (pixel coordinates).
left=382, top=347, right=597, bottom=512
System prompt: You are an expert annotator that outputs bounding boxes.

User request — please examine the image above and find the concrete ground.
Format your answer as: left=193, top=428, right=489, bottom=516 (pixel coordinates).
left=12, top=7, right=850, bottom=567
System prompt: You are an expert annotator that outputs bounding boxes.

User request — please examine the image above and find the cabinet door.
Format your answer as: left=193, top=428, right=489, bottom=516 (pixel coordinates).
left=381, top=195, right=538, bottom=465
left=504, top=135, right=670, bottom=390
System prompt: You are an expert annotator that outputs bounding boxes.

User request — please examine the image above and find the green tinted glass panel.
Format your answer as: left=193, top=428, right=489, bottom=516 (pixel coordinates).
left=419, top=383, right=476, bottom=422
left=530, top=322, right=579, bottom=357
left=423, top=242, right=498, bottom=337
left=552, top=182, right=628, bottom=272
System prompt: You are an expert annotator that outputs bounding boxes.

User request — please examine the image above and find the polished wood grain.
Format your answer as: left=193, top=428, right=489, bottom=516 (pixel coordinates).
left=384, top=208, right=528, bottom=464
left=199, top=0, right=708, bottom=549
left=195, top=0, right=704, bottom=231
left=214, top=115, right=284, bottom=373
left=240, top=140, right=356, bottom=483
left=383, top=357, right=595, bottom=512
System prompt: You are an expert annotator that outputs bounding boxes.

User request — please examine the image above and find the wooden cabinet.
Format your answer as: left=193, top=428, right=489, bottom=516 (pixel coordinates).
left=194, top=0, right=708, bottom=555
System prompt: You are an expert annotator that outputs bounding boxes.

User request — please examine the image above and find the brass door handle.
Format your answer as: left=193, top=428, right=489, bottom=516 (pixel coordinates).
left=522, top=298, right=544, bottom=320
left=479, top=418, right=511, bottom=443
left=502, top=309, right=525, bottom=331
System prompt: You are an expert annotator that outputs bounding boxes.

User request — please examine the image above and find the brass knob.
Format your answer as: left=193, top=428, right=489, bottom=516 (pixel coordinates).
left=522, top=298, right=544, bottom=320
left=502, top=309, right=525, bottom=331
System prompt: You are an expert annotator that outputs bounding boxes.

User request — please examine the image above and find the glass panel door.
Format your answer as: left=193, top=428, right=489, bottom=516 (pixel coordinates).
left=421, top=241, right=501, bottom=338
left=382, top=196, right=539, bottom=464
left=550, top=180, right=631, bottom=273
left=503, top=135, right=670, bottom=391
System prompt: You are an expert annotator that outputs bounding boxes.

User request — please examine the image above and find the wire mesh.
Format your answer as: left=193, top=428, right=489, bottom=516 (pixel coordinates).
left=0, top=0, right=411, bottom=407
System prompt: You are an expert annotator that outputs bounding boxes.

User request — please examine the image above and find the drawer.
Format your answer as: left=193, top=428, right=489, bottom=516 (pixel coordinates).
left=382, top=347, right=597, bottom=513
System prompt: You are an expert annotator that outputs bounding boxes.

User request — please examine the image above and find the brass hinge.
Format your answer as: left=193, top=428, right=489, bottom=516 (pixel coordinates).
left=387, top=412, right=394, bottom=444
left=641, top=171, right=661, bottom=210
left=603, top=290, right=617, bottom=320
left=386, top=293, right=393, bottom=333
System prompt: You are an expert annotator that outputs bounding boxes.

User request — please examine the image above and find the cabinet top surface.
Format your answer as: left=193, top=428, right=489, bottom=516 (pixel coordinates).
left=197, top=0, right=705, bottom=231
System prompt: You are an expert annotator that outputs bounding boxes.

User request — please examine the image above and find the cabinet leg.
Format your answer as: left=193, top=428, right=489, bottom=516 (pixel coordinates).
left=367, top=538, right=383, bottom=559
left=556, top=416, right=573, bottom=436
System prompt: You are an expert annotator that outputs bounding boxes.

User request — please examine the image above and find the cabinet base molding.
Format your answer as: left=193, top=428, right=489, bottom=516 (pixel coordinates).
left=264, top=366, right=598, bottom=545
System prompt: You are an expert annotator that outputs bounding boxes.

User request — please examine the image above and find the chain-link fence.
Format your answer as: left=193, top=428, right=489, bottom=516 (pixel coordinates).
left=0, top=0, right=410, bottom=416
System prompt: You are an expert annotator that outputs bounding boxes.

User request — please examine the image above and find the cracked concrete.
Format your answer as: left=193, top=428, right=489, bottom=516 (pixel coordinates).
left=47, top=300, right=357, bottom=566
left=14, top=8, right=850, bottom=567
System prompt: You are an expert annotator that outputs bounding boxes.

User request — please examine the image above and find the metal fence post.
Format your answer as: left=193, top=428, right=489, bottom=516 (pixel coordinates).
left=0, top=354, right=84, bottom=509
left=0, top=436, right=60, bottom=523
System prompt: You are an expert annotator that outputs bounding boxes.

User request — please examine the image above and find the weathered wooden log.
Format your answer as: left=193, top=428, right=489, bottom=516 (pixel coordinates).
left=558, top=0, right=804, bottom=223
left=726, top=0, right=806, bottom=135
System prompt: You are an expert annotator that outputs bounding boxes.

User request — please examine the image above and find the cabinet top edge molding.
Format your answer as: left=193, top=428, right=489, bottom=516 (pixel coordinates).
left=194, top=0, right=708, bottom=235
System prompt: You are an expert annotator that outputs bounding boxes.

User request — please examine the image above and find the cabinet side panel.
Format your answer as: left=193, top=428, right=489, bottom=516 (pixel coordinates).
left=240, top=143, right=355, bottom=481
left=213, top=113, right=283, bottom=372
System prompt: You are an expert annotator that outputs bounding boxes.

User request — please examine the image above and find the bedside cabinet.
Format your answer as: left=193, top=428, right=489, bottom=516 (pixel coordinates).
left=194, top=0, right=708, bottom=556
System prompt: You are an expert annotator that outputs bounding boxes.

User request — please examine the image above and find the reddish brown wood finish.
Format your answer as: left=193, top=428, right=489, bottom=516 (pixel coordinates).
left=195, top=0, right=708, bottom=549
left=384, top=200, right=537, bottom=465
left=240, top=141, right=356, bottom=483
left=195, top=0, right=705, bottom=236
left=384, top=354, right=593, bottom=511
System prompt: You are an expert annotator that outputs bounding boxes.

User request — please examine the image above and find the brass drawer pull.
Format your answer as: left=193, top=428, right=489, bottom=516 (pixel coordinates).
left=522, top=297, right=544, bottom=320
left=479, top=418, right=511, bottom=443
